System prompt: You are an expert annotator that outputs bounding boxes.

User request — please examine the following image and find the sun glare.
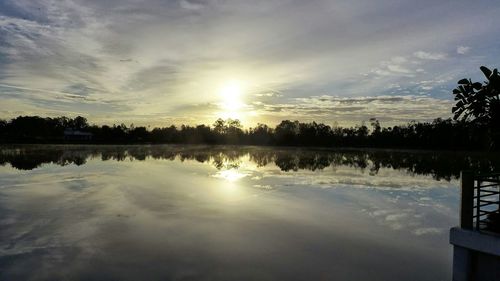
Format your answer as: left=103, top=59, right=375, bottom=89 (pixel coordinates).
left=216, top=169, right=247, bottom=182
left=219, top=80, right=244, bottom=112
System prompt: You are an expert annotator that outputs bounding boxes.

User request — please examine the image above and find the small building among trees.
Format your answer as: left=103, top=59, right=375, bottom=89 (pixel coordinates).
left=63, top=128, right=93, bottom=141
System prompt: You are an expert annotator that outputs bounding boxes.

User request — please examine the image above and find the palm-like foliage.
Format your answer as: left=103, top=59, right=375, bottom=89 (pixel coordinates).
left=452, top=66, right=500, bottom=124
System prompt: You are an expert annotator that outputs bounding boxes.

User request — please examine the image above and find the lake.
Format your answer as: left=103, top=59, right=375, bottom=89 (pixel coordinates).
left=1, top=145, right=499, bottom=281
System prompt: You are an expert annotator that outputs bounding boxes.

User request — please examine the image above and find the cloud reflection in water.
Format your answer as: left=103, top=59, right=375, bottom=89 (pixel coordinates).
left=0, top=145, right=477, bottom=280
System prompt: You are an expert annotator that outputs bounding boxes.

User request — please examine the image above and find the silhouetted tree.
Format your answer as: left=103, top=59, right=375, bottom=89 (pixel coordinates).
left=275, top=120, right=299, bottom=145
left=249, top=124, right=273, bottom=145
left=213, top=118, right=226, bottom=134
left=452, top=66, right=500, bottom=149
left=452, top=66, right=500, bottom=124
left=226, top=119, right=244, bottom=144
left=73, top=116, right=89, bottom=129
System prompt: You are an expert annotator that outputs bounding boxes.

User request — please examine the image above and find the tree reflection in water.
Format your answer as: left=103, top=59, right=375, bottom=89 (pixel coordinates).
left=1, top=145, right=499, bottom=181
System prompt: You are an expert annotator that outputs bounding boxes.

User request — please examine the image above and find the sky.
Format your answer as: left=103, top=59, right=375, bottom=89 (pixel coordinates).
left=0, top=0, right=499, bottom=127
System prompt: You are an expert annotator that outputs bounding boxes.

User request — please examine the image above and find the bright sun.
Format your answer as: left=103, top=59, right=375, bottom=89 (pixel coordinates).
left=220, top=80, right=243, bottom=109
left=219, top=80, right=245, bottom=119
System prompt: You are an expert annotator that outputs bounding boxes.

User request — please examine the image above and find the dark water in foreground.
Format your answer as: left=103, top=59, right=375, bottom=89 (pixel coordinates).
left=1, top=145, right=499, bottom=281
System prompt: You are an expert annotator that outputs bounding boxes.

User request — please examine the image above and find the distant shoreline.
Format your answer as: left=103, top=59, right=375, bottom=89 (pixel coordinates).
left=1, top=115, right=498, bottom=151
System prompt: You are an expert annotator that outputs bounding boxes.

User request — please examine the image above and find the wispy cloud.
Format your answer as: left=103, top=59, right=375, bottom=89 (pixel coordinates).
left=179, top=0, right=205, bottom=10
left=456, top=46, right=471, bottom=55
left=413, top=51, right=447, bottom=60
left=248, top=95, right=453, bottom=126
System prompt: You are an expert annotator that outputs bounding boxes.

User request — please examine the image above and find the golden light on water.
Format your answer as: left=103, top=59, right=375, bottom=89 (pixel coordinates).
left=214, top=169, right=247, bottom=182
left=213, top=168, right=248, bottom=198
left=212, top=156, right=255, bottom=184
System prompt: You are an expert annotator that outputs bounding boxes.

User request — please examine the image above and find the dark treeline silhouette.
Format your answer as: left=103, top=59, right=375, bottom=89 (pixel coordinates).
left=2, top=145, right=500, bottom=181
left=0, top=115, right=497, bottom=150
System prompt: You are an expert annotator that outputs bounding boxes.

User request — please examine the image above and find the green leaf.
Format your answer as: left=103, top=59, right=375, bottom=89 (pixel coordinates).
left=458, top=78, right=469, bottom=84
left=472, top=82, right=482, bottom=90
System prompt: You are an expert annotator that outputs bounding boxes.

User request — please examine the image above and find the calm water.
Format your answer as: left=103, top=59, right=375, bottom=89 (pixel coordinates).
left=1, top=145, right=499, bottom=281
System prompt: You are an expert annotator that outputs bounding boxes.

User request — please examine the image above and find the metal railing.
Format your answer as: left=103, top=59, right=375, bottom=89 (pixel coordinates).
left=460, top=171, right=500, bottom=232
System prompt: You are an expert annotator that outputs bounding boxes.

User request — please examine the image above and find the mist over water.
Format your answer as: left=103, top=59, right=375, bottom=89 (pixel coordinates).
left=0, top=145, right=493, bottom=280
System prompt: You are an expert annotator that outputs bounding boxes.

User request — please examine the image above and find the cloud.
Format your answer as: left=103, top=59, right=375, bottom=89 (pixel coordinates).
left=250, top=95, right=453, bottom=126
left=456, top=46, right=470, bottom=55
left=368, top=54, right=444, bottom=79
left=413, top=227, right=443, bottom=236
left=180, top=0, right=205, bottom=10
left=413, top=51, right=447, bottom=60
left=387, top=64, right=413, bottom=74
left=63, top=84, right=95, bottom=97
left=369, top=57, right=416, bottom=78
left=254, top=91, right=283, bottom=98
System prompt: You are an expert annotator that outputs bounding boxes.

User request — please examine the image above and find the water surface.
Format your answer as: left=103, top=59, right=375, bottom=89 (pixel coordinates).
left=1, top=145, right=498, bottom=281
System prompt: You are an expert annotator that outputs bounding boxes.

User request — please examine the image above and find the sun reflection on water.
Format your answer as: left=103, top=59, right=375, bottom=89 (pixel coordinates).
left=214, top=169, right=248, bottom=182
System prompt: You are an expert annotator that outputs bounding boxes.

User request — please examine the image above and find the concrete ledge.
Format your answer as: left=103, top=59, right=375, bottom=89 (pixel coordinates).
left=450, top=227, right=500, bottom=256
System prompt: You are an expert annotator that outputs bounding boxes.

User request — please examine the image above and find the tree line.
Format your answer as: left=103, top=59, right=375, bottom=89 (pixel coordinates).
left=0, top=115, right=497, bottom=150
